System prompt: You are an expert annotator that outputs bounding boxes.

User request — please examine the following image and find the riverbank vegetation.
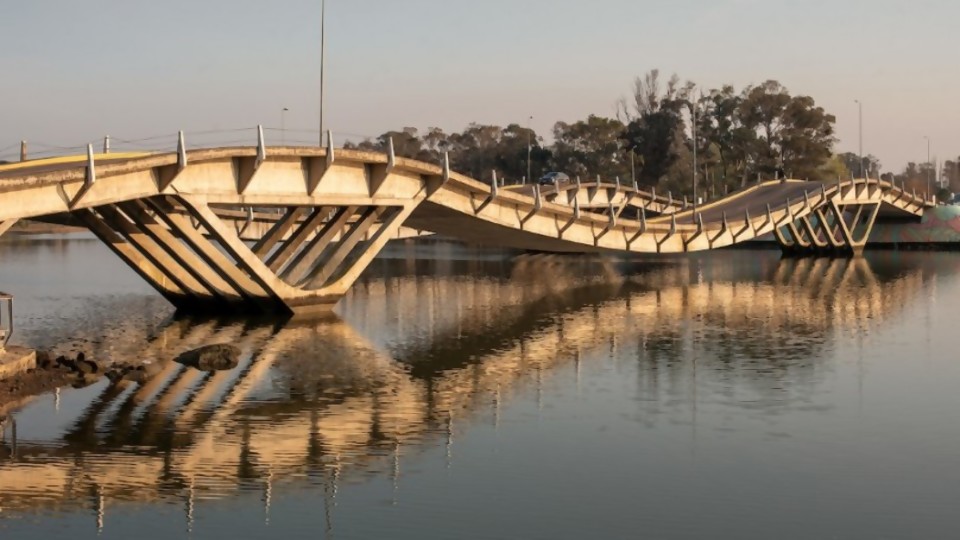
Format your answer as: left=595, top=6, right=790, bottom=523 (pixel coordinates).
left=347, top=69, right=954, bottom=200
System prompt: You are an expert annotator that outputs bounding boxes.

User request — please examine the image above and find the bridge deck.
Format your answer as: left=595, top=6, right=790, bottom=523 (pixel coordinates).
left=0, top=145, right=935, bottom=312
left=670, top=182, right=823, bottom=224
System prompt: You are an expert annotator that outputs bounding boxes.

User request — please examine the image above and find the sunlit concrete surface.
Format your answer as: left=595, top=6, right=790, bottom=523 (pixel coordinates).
left=0, top=144, right=934, bottom=313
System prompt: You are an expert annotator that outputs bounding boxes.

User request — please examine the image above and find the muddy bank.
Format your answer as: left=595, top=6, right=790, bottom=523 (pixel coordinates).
left=0, top=352, right=105, bottom=412
left=0, top=361, right=78, bottom=416
left=0, top=351, right=163, bottom=414
left=0, top=344, right=242, bottom=413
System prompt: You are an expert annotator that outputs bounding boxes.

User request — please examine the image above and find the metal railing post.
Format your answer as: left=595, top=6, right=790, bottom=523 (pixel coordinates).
left=0, top=292, right=12, bottom=350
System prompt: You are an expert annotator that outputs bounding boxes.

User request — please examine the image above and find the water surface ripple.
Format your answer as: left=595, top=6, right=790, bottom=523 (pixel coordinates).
left=1, top=236, right=958, bottom=539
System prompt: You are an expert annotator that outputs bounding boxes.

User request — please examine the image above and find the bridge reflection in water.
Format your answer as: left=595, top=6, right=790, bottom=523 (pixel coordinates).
left=0, top=253, right=931, bottom=533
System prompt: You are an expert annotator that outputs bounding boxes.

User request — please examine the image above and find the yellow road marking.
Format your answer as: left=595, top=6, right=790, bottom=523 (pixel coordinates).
left=0, top=152, right=150, bottom=172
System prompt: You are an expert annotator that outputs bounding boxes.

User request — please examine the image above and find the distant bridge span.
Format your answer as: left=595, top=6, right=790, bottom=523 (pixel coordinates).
left=0, top=143, right=934, bottom=313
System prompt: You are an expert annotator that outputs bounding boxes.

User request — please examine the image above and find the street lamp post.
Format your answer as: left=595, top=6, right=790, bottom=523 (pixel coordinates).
left=281, top=107, right=289, bottom=145
left=692, top=91, right=698, bottom=207
left=526, top=116, right=533, bottom=185
left=924, top=135, right=931, bottom=196
left=854, top=99, right=863, bottom=178
left=319, top=0, right=326, bottom=146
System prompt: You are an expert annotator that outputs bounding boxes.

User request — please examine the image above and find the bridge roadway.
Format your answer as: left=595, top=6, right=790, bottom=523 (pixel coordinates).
left=0, top=143, right=934, bottom=313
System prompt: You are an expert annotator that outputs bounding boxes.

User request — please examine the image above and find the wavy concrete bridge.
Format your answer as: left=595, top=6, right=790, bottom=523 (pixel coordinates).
left=0, top=136, right=934, bottom=313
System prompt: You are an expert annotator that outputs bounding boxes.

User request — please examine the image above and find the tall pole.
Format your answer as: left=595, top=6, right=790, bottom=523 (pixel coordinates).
left=281, top=107, right=289, bottom=145
left=855, top=99, right=863, bottom=178
left=319, top=0, right=326, bottom=146
left=526, top=115, right=533, bottom=185
left=925, top=135, right=931, bottom=195
left=692, top=91, right=698, bottom=207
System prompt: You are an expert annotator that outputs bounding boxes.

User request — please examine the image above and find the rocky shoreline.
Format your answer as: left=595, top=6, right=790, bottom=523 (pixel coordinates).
left=0, top=352, right=110, bottom=413
left=0, top=344, right=242, bottom=414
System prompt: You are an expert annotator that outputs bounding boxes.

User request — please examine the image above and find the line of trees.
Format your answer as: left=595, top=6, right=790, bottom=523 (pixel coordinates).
left=886, top=159, right=960, bottom=201
left=829, top=151, right=960, bottom=200
left=346, top=69, right=854, bottom=198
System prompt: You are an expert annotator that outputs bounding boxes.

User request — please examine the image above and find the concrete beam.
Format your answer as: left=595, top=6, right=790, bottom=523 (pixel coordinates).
left=251, top=206, right=311, bottom=259
left=117, top=200, right=245, bottom=304
left=94, top=205, right=216, bottom=301
left=305, top=206, right=383, bottom=288
left=313, top=203, right=418, bottom=297
left=73, top=209, right=192, bottom=306
left=145, top=198, right=280, bottom=312
left=280, top=206, right=357, bottom=285
left=176, top=197, right=302, bottom=313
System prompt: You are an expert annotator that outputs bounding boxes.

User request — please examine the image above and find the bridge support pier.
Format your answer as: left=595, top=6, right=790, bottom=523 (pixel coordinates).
left=76, top=196, right=420, bottom=314
left=775, top=200, right=880, bottom=257
left=178, top=197, right=418, bottom=314
left=75, top=207, right=224, bottom=310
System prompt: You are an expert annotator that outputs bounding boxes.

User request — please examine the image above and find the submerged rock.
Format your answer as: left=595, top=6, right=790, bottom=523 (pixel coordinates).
left=121, top=366, right=149, bottom=384
left=72, top=374, right=100, bottom=389
left=76, top=358, right=101, bottom=374
left=105, top=361, right=161, bottom=384
left=55, top=355, right=76, bottom=372
left=175, top=344, right=241, bottom=372
left=36, top=351, right=54, bottom=370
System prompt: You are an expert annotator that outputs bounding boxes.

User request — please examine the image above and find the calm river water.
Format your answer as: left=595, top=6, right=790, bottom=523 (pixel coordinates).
left=1, top=235, right=959, bottom=539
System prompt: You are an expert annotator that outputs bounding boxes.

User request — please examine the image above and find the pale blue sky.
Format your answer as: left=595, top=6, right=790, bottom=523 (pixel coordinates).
left=1, top=0, right=957, bottom=170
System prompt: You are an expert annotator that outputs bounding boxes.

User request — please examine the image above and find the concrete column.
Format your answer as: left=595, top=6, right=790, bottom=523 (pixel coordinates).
left=0, top=219, right=18, bottom=238
left=798, top=216, right=829, bottom=252
left=266, top=208, right=333, bottom=272
left=143, top=198, right=279, bottom=312
left=94, top=205, right=217, bottom=303
left=314, top=203, right=419, bottom=297
left=73, top=209, right=192, bottom=308
left=252, top=207, right=311, bottom=258
left=772, top=222, right=795, bottom=252
left=830, top=201, right=880, bottom=256
left=175, top=197, right=296, bottom=312
left=117, top=201, right=245, bottom=305
left=280, top=206, right=358, bottom=285
left=306, top=206, right=384, bottom=288
left=813, top=207, right=845, bottom=250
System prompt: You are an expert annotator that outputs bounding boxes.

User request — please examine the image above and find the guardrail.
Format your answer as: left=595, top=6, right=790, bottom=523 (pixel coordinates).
left=0, top=292, right=12, bottom=350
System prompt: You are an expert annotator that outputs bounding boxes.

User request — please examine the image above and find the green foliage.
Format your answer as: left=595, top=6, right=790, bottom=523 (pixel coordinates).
left=552, top=115, right=630, bottom=181
left=942, top=159, right=960, bottom=193
left=616, top=71, right=838, bottom=195
left=347, top=69, right=842, bottom=196
left=836, top=152, right=881, bottom=179
left=819, top=154, right=852, bottom=181
left=891, top=161, right=940, bottom=197
left=620, top=110, right=684, bottom=187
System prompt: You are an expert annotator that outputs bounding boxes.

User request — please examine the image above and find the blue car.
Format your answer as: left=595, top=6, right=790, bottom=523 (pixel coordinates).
left=538, top=172, right=570, bottom=186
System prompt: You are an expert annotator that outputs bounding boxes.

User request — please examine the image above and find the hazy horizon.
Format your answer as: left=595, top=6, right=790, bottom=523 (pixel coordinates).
left=2, top=0, right=957, bottom=172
